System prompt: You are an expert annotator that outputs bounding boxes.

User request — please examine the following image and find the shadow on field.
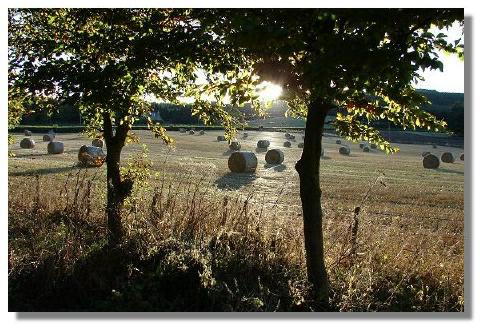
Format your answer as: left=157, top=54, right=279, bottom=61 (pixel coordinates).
left=255, top=147, right=268, bottom=153
left=214, top=172, right=257, bottom=190
left=436, top=168, right=464, bottom=175
left=10, top=165, right=79, bottom=177
left=13, top=149, right=78, bottom=158
left=264, top=163, right=287, bottom=172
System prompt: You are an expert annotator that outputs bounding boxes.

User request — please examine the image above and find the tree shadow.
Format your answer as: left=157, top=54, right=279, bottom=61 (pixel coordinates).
left=264, top=163, right=287, bottom=172
left=9, top=165, right=80, bottom=177
left=9, top=236, right=311, bottom=312
left=214, top=172, right=257, bottom=190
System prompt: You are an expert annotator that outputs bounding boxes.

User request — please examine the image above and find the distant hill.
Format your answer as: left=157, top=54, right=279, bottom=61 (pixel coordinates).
left=18, top=89, right=463, bottom=135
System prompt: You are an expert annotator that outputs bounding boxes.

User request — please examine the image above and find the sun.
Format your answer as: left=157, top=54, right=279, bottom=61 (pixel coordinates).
left=257, top=81, right=283, bottom=101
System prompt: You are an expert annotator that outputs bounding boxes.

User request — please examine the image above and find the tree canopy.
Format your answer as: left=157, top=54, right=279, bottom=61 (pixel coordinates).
left=199, top=8, right=464, bottom=151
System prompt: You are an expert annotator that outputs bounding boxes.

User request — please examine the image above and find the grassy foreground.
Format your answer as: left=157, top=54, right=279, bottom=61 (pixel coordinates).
left=8, top=131, right=464, bottom=311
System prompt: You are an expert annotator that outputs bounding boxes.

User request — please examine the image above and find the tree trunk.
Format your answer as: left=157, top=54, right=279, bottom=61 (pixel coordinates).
left=103, top=114, right=132, bottom=246
left=295, top=98, right=330, bottom=307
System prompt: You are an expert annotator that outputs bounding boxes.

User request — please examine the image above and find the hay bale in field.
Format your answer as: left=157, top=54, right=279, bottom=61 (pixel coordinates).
left=92, top=138, right=104, bottom=148
left=229, top=141, right=241, bottom=151
left=43, top=134, right=54, bottom=142
left=339, top=146, right=350, bottom=155
left=243, top=132, right=248, bottom=138
left=298, top=143, right=304, bottom=148
left=359, top=143, right=365, bottom=149
left=441, top=152, right=455, bottom=163
left=217, top=135, right=226, bottom=142
left=228, top=151, right=258, bottom=173
left=287, top=134, right=296, bottom=140
left=78, top=145, right=106, bottom=167
left=20, top=138, right=35, bottom=149
left=283, top=141, right=291, bottom=147
left=370, top=143, right=377, bottom=149
left=47, top=141, right=64, bottom=154
left=460, top=153, right=464, bottom=161
left=257, top=140, right=270, bottom=149
left=432, top=144, right=437, bottom=149
left=363, top=146, right=370, bottom=152
left=189, top=130, right=195, bottom=135
left=265, top=149, right=284, bottom=165
left=336, top=139, right=342, bottom=145
left=199, top=130, right=205, bottom=135
left=24, top=130, right=32, bottom=136
left=422, top=151, right=431, bottom=157
left=423, top=154, right=440, bottom=169
left=285, top=132, right=291, bottom=138
left=258, top=125, right=264, bottom=131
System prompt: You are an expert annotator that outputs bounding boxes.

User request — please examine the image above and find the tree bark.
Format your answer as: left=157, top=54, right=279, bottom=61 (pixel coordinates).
left=295, top=98, right=330, bottom=307
left=103, top=114, right=132, bottom=246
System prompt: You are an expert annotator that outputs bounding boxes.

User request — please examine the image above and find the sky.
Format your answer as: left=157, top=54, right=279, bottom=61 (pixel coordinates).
left=413, top=22, right=464, bottom=93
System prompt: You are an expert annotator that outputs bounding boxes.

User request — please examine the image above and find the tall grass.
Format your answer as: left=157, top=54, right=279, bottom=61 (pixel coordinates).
left=8, top=165, right=464, bottom=311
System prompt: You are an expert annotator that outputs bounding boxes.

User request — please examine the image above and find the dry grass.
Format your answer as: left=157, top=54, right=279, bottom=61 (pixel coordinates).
left=8, top=131, right=464, bottom=311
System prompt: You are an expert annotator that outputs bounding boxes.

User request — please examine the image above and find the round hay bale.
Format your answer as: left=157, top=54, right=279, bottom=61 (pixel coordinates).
left=421, top=151, right=431, bottom=157
left=217, top=135, right=226, bottom=142
left=339, top=146, right=350, bottom=155
left=432, top=144, right=437, bottom=149
left=460, top=153, right=464, bottom=161
left=359, top=143, right=365, bottom=149
left=370, top=143, right=377, bottom=149
left=285, top=132, right=291, bottom=138
left=423, top=154, right=440, bottom=169
left=189, top=130, right=195, bottom=135
left=298, top=143, right=304, bottom=148
left=243, top=132, right=248, bottom=138
left=78, top=145, right=106, bottom=167
left=258, top=125, right=264, bottom=131
left=229, top=141, right=241, bottom=151
left=43, top=134, right=54, bottom=142
left=441, top=152, right=455, bottom=163
left=20, top=138, right=35, bottom=149
left=265, top=149, right=284, bottom=165
left=92, top=138, right=104, bottom=148
left=363, top=146, right=370, bottom=152
left=288, top=134, right=296, bottom=140
left=228, top=151, right=258, bottom=173
left=24, top=130, right=32, bottom=136
left=283, top=141, right=291, bottom=148
left=336, top=139, right=341, bottom=145
left=257, top=140, right=270, bottom=149
left=47, top=141, right=64, bottom=154
left=199, top=130, right=205, bottom=135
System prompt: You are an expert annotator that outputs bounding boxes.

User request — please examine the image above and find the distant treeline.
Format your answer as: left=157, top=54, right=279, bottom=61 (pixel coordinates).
left=19, top=89, right=464, bottom=135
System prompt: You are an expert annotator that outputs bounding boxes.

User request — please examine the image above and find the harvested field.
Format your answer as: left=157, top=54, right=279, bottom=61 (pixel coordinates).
left=8, top=130, right=464, bottom=311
